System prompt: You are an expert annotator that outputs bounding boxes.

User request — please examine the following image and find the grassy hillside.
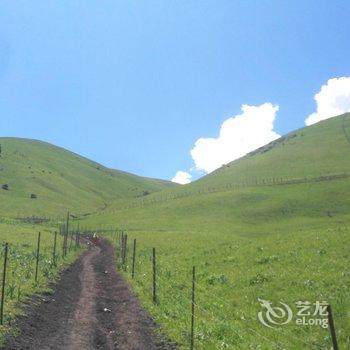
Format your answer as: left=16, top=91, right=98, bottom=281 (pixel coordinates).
left=0, top=138, right=176, bottom=218
left=85, top=178, right=350, bottom=233
left=90, top=176, right=350, bottom=348
left=81, top=114, right=350, bottom=348
left=1, top=114, right=350, bottom=348
left=97, top=113, right=350, bottom=212
left=196, top=112, right=350, bottom=188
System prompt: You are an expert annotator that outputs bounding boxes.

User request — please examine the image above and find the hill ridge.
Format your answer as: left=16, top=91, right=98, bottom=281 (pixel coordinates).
left=0, top=137, right=176, bottom=217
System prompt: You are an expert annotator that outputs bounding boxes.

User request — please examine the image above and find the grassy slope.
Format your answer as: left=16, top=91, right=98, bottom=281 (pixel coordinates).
left=1, top=114, right=350, bottom=348
left=198, top=112, right=350, bottom=187
left=89, top=113, right=350, bottom=230
left=114, top=223, right=350, bottom=349
left=0, top=138, right=175, bottom=342
left=0, top=138, right=176, bottom=218
left=83, top=114, right=350, bottom=348
left=115, top=112, right=350, bottom=208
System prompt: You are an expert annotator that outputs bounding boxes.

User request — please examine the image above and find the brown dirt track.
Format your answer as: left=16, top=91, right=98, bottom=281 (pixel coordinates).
left=1, top=240, right=177, bottom=350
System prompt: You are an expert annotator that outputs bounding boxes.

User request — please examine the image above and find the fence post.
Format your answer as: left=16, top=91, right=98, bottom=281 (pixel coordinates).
left=63, top=211, right=69, bottom=257
left=53, top=231, right=57, bottom=266
left=132, top=239, right=136, bottom=279
left=190, top=266, right=196, bottom=350
left=120, top=234, right=124, bottom=266
left=116, top=233, right=119, bottom=258
left=120, top=231, right=124, bottom=259
left=327, top=304, right=339, bottom=350
left=61, top=225, right=65, bottom=257
left=152, top=248, right=157, bottom=303
left=0, top=243, right=9, bottom=325
left=66, top=211, right=70, bottom=253
left=123, top=234, right=128, bottom=271
left=77, top=223, right=80, bottom=244
left=35, top=232, right=41, bottom=283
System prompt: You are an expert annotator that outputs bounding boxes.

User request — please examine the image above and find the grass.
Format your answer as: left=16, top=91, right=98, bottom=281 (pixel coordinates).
left=84, top=114, right=350, bottom=348
left=0, top=220, right=83, bottom=343
left=100, top=112, right=350, bottom=210
left=83, top=176, right=350, bottom=235
left=112, top=220, right=350, bottom=349
left=194, top=112, right=350, bottom=189
left=1, top=114, right=350, bottom=348
left=0, top=137, right=176, bottom=218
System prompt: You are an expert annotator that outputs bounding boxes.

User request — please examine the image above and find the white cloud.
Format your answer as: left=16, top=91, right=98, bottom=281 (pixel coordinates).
left=171, top=171, right=192, bottom=184
left=305, top=77, right=350, bottom=126
left=190, top=103, right=280, bottom=173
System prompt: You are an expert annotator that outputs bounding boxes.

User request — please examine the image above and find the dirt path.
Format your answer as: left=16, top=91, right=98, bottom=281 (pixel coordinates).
left=2, top=240, right=177, bottom=350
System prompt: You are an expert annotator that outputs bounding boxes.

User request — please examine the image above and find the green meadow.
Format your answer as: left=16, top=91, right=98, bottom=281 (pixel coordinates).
left=96, top=176, right=350, bottom=349
left=117, top=224, right=350, bottom=349
left=1, top=113, right=350, bottom=348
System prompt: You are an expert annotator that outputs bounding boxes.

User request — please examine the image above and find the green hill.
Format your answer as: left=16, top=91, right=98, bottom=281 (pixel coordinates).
left=195, top=112, right=350, bottom=188
left=0, top=138, right=176, bottom=218
left=1, top=114, right=350, bottom=348
left=78, top=114, right=350, bottom=348
left=2, top=113, right=348, bottom=220
left=108, top=112, right=350, bottom=209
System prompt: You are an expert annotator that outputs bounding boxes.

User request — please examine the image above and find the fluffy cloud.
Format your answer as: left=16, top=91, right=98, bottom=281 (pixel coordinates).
left=190, top=103, right=280, bottom=173
left=171, top=170, right=192, bottom=184
left=305, top=77, right=350, bottom=126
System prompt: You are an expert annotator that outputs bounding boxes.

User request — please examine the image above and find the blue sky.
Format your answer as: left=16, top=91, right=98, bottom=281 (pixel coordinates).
left=0, top=1, right=349, bottom=182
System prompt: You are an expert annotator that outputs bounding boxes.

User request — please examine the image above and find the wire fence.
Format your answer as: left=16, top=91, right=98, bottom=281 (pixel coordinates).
left=0, top=222, right=85, bottom=326
left=114, top=231, right=346, bottom=349
left=1, top=226, right=347, bottom=349
left=96, top=172, right=350, bottom=214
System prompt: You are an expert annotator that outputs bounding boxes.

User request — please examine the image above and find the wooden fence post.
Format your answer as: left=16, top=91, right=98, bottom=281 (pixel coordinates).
left=132, top=239, right=136, bottom=279
left=66, top=211, right=70, bottom=253
left=327, top=304, right=339, bottom=350
left=116, top=232, right=120, bottom=257
left=120, top=235, right=123, bottom=261
left=120, top=231, right=124, bottom=259
left=152, top=248, right=157, bottom=303
left=61, top=225, right=65, bottom=258
left=190, top=266, right=196, bottom=350
left=53, top=231, right=57, bottom=266
left=123, top=234, right=128, bottom=271
left=35, top=232, right=41, bottom=283
left=63, top=211, right=69, bottom=257
left=0, top=243, right=9, bottom=325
